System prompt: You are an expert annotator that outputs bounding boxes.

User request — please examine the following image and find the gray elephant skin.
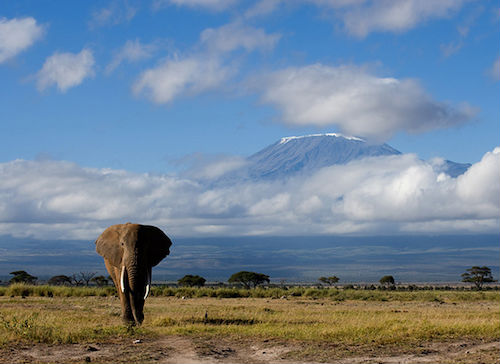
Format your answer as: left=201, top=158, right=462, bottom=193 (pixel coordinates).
left=95, top=223, right=172, bottom=325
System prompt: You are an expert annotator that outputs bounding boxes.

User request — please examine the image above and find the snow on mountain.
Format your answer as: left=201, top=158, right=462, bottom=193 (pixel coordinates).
left=279, top=133, right=364, bottom=144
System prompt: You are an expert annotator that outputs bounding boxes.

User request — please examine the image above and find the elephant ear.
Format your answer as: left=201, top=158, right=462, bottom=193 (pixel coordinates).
left=95, top=224, right=124, bottom=267
left=140, top=225, right=172, bottom=267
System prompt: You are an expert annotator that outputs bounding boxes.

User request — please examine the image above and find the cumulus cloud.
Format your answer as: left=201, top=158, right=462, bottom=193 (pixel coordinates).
left=36, top=49, right=95, bottom=92
left=134, top=22, right=280, bottom=103
left=0, top=17, right=45, bottom=63
left=1, top=147, right=498, bottom=240
left=256, top=64, right=477, bottom=141
left=132, top=55, right=232, bottom=103
left=106, top=39, right=158, bottom=73
left=310, top=0, right=468, bottom=37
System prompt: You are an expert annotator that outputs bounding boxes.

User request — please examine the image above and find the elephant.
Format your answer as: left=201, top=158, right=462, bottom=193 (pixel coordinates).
left=95, top=223, right=172, bottom=325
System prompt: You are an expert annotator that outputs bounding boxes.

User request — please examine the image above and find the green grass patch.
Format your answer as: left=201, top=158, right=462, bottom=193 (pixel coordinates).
left=2, top=284, right=498, bottom=303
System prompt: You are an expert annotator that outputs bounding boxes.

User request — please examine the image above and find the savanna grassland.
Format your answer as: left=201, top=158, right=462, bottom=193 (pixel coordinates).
left=0, top=285, right=499, bottom=363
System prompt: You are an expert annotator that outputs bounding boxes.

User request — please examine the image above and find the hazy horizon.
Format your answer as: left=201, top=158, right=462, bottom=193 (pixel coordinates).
left=1, top=233, right=498, bottom=284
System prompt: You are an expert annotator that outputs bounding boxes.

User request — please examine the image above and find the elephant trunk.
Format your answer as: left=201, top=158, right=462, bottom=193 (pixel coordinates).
left=123, top=262, right=149, bottom=325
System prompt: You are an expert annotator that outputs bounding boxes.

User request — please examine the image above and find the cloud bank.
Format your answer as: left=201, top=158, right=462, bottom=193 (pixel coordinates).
left=257, top=64, right=476, bottom=141
left=1, top=147, right=498, bottom=240
left=0, top=17, right=45, bottom=63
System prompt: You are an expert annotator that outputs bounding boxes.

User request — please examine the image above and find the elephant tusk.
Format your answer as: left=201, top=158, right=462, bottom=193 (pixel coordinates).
left=144, top=269, right=151, bottom=300
left=120, top=266, right=126, bottom=293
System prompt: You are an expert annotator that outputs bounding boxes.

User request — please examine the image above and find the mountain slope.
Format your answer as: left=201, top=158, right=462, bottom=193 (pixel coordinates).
left=431, top=160, right=472, bottom=178
left=245, top=133, right=401, bottom=179
left=215, top=133, right=470, bottom=182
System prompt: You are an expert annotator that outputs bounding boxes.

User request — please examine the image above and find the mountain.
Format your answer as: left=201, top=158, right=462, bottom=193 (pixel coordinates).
left=220, top=133, right=470, bottom=181
left=245, top=133, right=401, bottom=179
left=430, top=160, right=472, bottom=178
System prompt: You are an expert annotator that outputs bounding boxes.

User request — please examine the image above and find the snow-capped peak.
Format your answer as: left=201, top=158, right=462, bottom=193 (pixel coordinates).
left=279, top=133, right=364, bottom=145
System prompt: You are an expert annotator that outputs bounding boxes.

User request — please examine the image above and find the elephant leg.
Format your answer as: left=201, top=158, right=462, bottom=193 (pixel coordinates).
left=104, top=260, right=134, bottom=324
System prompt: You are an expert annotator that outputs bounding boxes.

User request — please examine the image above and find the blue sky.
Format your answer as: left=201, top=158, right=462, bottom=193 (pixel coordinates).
left=0, top=0, right=499, bottom=240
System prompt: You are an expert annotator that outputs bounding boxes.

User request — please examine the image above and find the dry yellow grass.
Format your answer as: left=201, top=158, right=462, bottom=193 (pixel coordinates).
left=0, top=294, right=498, bottom=347
left=146, top=297, right=499, bottom=344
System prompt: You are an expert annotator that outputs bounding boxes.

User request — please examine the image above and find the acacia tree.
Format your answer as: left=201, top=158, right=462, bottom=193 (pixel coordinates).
left=318, top=276, right=339, bottom=286
left=178, top=275, right=206, bottom=287
left=228, top=271, right=270, bottom=289
left=9, top=270, right=38, bottom=284
left=90, top=275, right=109, bottom=287
left=71, top=272, right=96, bottom=286
left=48, top=275, right=72, bottom=286
left=379, top=275, right=395, bottom=287
left=461, top=266, right=497, bottom=290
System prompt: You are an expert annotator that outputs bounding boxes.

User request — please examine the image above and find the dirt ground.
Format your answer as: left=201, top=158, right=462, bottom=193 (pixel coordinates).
left=0, top=336, right=498, bottom=364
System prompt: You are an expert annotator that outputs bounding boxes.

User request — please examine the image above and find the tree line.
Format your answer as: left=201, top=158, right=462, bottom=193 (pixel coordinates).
left=7, top=271, right=109, bottom=287
left=3, top=266, right=497, bottom=290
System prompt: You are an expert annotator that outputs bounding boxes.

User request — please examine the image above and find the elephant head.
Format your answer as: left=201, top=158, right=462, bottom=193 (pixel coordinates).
left=95, top=223, right=172, bottom=325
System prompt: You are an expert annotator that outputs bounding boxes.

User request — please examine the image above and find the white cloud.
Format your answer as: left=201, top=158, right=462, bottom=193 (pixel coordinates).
left=153, top=0, right=237, bottom=12
left=200, top=22, right=281, bottom=53
left=89, top=0, right=137, bottom=28
left=249, top=193, right=291, bottom=216
left=456, top=147, right=500, bottom=210
left=132, top=55, right=231, bottom=103
left=256, top=64, right=476, bottom=141
left=0, top=147, right=498, bottom=240
left=0, top=17, right=45, bottom=63
left=309, top=0, right=468, bottom=37
left=106, top=39, right=157, bottom=73
left=179, top=154, right=248, bottom=180
left=36, top=49, right=95, bottom=92
left=134, top=22, right=280, bottom=103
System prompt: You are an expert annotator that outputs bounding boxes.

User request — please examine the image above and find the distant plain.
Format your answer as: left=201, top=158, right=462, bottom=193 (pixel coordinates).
left=1, top=234, right=498, bottom=283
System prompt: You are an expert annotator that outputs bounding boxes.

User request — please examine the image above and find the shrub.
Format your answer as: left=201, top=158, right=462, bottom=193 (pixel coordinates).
left=178, top=275, right=206, bottom=287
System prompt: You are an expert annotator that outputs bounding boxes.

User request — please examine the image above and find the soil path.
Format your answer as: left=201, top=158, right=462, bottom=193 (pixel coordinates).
left=0, top=337, right=497, bottom=364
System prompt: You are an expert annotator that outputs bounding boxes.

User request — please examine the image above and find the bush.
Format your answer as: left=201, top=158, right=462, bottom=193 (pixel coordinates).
left=379, top=275, right=395, bottom=286
left=216, top=288, right=248, bottom=298
left=178, top=275, right=206, bottom=287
